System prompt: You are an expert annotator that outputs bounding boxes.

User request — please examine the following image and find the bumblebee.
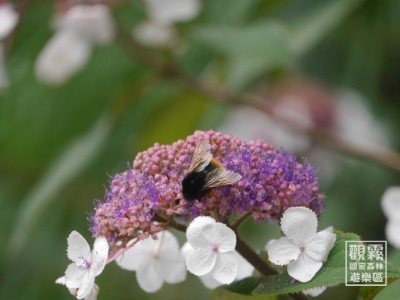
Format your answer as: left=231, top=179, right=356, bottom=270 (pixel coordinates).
left=182, top=140, right=242, bottom=201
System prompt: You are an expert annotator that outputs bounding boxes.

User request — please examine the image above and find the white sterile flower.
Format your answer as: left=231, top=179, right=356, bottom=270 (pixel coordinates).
left=0, top=3, right=18, bottom=40
left=116, top=231, right=186, bottom=293
left=55, top=5, right=115, bottom=45
left=35, top=30, right=91, bottom=85
left=381, top=187, right=400, bottom=248
left=35, top=4, right=114, bottom=85
left=133, top=21, right=175, bottom=47
left=181, top=241, right=253, bottom=288
left=59, top=231, right=109, bottom=299
left=143, top=0, right=200, bottom=25
left=185, top=216, right=238, bottom=284
left=56, top=277, right=99, bottom=300
left=266, top=207, right=336, bottom=283
left=303, top=286, right=327, bottom=297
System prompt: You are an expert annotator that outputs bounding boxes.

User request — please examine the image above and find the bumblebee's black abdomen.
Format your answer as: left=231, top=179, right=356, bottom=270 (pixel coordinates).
left=182, top=171, right=207, bottom=201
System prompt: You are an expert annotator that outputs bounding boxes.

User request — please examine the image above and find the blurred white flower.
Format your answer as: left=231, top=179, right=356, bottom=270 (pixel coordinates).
left=56, top=277, right=99, bottom=300
left=116, top=231, right=186, bottom=293
left=134, top=0, right=200, bottom=47
left=181, top=241, right=253, bottom=289
left=58, top=231, right=109, bottom=299
left=35, top=4, right=114, bottom=85
left=266, top=207, right=336, bottom=283
left=144, top=0, right=200, bottom=25
left=381, top=187, right=400, bottom=248
left=133, top=21, right=174, bottom=47
left=0, top=3, right=18, bottom=40
left=185, top=216, right=238, bottom=284
left=303, top=286, right=327, bottom=297
left=0, top=3, right=18, bottom=88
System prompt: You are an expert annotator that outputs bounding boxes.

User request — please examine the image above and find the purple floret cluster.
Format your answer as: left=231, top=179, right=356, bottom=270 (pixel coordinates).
left=91, top=130, right=324, bottom=247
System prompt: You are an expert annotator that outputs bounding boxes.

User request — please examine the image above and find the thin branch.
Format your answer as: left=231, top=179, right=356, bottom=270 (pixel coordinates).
left=115, top=24, right=400, bottom=174
left=230, top=212, right=251, bottom=230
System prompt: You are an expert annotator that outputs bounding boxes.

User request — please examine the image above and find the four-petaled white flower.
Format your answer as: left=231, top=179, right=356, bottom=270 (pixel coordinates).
left=381, top=187, right=400, bottom=248
left=185, top=216, right=238, bottom=284
left=266, top=207, right=336, bottom=282
left=116, top=230, right=186, bottom=293
left=58, top=231, right=109, bottom=299
left=35, top=4, right=114, bottom=85
left=181, top=241, right=253, bottom=289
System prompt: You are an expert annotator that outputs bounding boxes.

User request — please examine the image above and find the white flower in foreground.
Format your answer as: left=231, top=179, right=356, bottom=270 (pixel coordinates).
left=58, top=231, right=109, bottom=299
left=56, top=277, right=99, bottom=300
left=381, top=187, right=400, bottom=248
left=116, top=231, right=186, bottom=293
left=144, top=0, right=200, bottom=25
left=303, top=286, right=327, bottom=297
left=181, top=241, right=253, bottom=288
left=185, top=216, right=238, bottom=284
left=35, top=4, right=114, bottom=85
left=266, top=207, right=336, bottom=282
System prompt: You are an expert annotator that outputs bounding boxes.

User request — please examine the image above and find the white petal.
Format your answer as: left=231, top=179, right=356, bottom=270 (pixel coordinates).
left=287, top=253, right=322, bottom=283
left=55, top=276, right=66, bottom=285
left=57, top=5, right=114, bottom=44
left=67, top=231, right=91, bottom=264
left=186, top=216, right=216, bottom=249
left=266, top=237, right=301, bottom=266
left=281, top=207, right=318, bottom=245
left=157, top=231, right=181, bottom=252
left=199, top=273, right=222, bottom=289
left=136, top=260, right=164, bottom=293
left=305, top=227, right=336, bottom=262
left=386, top=220, right=400, bottom=249
left=144, top=0, right=200, bottom=25
left=207, top=222, right=236, bottom=253
left=91, top=237, right=109, bottom=276
left=35, top=30, right=91, bottom=85
left=158, top=249, right=187, bottom=284
left=76, top=271, right=95, bottom=299
left=0, top=4, right=18, bottom=39
left=234, top=251, right=254, bottom=280
left=181, top=241, right=192, bottom=259
left=64, top=263, right=86, bottom=289
left=133, top=21, right=174, bottom=47
left=116, top=239, right=153, bottom=271
left=84, top=284, right=99, bottom=300
left=303, top=286, right=327, bottom=297
left=212, top=252, right=238, bottom=284
left=381, top=187, right=400, bottom=219
left=186, top=247, right=217, bottom=276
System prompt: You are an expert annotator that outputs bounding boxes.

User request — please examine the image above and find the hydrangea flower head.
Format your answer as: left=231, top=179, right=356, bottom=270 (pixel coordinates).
left=91, top=130, right=324, bottom=249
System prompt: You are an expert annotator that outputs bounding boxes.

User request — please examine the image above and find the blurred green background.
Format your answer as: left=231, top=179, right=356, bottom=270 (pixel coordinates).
left=1, top=0, right=400, bottom=299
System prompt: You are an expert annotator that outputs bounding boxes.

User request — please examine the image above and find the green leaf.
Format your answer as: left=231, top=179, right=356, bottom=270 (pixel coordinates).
left=193, top=21, right=294, bottom=89
left=212, top=278, right=276, bottom=300
left=359, top=278, right=400, bottom=300
left=7, top=114, right=113, bottom=258
left=254, top=231, right=400, bottom=295
left=288, top=0, right=364, bottom=56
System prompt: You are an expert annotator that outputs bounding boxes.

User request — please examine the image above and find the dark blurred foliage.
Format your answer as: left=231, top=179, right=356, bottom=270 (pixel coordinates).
left=0, top=0, right=400, bottom=299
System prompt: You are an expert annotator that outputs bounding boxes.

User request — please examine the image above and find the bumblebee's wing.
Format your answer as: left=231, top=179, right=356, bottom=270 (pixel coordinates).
left=188, top=140, right=213, bottom=173
left=203, top=168, right=242, bottom=189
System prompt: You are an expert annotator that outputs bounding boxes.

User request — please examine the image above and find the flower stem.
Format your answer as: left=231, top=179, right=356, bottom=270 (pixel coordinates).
left=235, top=235, right=309, bottom=300
left=230, top=212, right=251, bottom=230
